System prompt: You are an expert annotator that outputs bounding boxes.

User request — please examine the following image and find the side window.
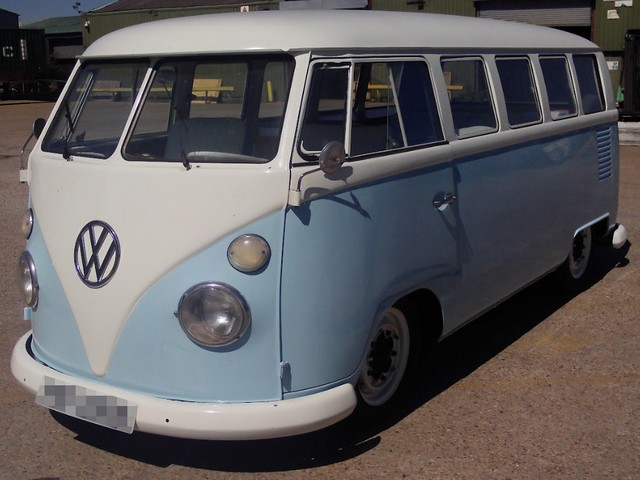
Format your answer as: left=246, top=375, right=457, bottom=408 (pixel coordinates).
left=496, top=57, right=541, bottom=127
left=299, top=65, right=349, bottom=154
left=441, top=58, right=497, bottom=138
left=299, top=60, right=443, bottom=159
left=350, top=61, right=443, bottom=156
left=539, top=56, right=577, bottom=120
left=573, top=55, right=605, bottom=114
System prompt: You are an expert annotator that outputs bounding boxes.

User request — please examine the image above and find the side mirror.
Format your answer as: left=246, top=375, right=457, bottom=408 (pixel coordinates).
left=33, top=118, right=46, bottom=139
left=20, top=118, right=48, bottom=181
left=319, top=141, right=345, bottom=175
left=289, top=141, right=347, bottom=207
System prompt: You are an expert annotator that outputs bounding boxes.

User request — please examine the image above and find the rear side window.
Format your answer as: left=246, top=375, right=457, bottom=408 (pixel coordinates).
left=496, top=57, right=541, bottom=127
left=573, top=55, right=605, bottom=114
left=442, top=58, right=497, bottom=138
left=540, top=56, right=577, bottom=120
left=299, top=60, right=443, bottom=159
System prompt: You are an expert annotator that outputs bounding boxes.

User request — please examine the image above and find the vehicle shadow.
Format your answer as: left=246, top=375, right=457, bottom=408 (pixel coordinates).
left=52, top=241, right=631, bottom=472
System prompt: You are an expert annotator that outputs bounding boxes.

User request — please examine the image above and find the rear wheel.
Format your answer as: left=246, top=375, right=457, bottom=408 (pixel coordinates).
left=357, top=307, right=414, bottom=408
left=554, top=227, right=593, bottom=290
left=569, top=227, right=592, bottom=279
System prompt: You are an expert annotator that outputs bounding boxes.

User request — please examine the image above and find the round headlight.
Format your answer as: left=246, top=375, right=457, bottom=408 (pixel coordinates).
left=21, top=209, right=33, bottom=239
left=227, top=234, right=270, bottom=273
left=18, top=251, right=38, bottom=309
left=177, top=282, right=250, bottom=347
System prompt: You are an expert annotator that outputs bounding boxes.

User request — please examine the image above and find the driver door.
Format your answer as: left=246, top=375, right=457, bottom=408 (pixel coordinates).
left=279, top=57, right=459, bottom=394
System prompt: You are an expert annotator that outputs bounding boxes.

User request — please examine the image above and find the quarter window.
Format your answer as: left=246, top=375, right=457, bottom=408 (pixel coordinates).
left=496, top=57, right=541, bottom=127
left=299, top=64, right=349, bottom=154
left=573, top=55, right=605, bottom=114
left=540, top=56, right=577, bottom=120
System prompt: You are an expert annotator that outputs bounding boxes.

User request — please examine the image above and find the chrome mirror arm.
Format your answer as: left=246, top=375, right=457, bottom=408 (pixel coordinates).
left=19, top=118, right=46, bottom=182
left=289, top=141, right=346, bottom=207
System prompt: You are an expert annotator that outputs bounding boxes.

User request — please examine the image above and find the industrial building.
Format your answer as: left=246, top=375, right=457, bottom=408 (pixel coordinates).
left=4, top=0, right=640, bottom=115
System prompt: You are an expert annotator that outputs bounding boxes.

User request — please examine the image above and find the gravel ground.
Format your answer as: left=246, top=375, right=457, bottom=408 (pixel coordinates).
left=0, top=101, right=638, bottom=479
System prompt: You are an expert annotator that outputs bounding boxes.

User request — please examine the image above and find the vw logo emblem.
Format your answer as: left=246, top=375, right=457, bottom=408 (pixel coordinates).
left=74, top=221, right=121, bottom=288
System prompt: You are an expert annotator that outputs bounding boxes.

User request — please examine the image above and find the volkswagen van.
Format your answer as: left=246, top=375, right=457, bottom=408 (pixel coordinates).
left=11, top=10, right=627, bottom=440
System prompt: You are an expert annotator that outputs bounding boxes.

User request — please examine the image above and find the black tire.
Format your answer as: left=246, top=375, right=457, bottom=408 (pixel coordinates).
left=356, top=304, right=422, bottom=412
left=553, top=227, right=593, bottom=291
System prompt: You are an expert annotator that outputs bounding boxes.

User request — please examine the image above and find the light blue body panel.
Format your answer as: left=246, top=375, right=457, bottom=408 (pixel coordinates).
left=280, top=123, right=618, bottom=394
left=28, top=218, right=92, bottom=377
left=281, top=155, right=457, bottom=393
left=27, top=124, right=618, bottom=401
left=446, top=124, right=618, bottom=326
left=27, top=211, right=287, bottom=403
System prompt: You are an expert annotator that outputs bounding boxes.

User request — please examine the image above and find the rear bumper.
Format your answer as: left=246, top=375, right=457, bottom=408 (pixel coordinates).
left=11, top=332, right=357, bottom=440
left=611, top=223, right=628, bottom=249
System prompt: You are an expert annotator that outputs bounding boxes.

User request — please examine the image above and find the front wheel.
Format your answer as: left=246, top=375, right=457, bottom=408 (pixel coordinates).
left=357, top=307, right=414, bottom=408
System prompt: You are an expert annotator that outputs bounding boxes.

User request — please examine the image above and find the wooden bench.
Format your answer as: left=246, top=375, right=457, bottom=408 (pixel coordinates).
left=87, top=79, right=235, bottom=103
left=91, top=80, right=123, bottom=100
left=192, top=78, right=234, bottom=103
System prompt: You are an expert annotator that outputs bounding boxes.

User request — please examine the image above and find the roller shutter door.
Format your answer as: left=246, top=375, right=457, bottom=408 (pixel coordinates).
left=476, top=0, right=592, bottom=27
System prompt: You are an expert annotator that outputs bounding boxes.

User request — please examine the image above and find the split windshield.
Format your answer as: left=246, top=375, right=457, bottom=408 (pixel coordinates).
left=42, top=55, right=295, bottom=164
left=42, top=61, right=147, bottom=159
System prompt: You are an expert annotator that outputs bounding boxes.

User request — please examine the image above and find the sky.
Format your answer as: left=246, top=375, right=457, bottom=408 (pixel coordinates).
left=1, top=0, right=113, bottom=25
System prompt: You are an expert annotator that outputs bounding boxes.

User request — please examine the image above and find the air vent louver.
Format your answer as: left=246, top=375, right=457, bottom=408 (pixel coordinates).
left=596, top=127, right=613, bottom=181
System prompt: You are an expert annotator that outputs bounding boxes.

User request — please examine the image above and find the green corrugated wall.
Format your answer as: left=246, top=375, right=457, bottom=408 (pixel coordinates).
left=82, top=0, right=639, bottom=92
left=593, top=1, right=640, bottom=92
left=0, top=29, right=48, bottom=81
left=371, top=0, right=475, bottom=16
left=84, top=2, right=280, bottom=46
left=594, top=1, right=640, bottom=52
left=84, top=1, right=476, bottom=47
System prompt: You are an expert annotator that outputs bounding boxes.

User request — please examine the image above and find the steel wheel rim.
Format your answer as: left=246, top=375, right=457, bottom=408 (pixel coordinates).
left=569, top=228, right=592, bottom=279
left=358, top=307, right=410, bottom=407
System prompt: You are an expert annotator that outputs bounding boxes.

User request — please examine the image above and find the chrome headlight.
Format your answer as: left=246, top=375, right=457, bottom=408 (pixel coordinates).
left=18, top=251, right=38, bottom=309
left=227, top=234, right=271, bottom=273
left=177, top=282, right=250, bottom=347
left=21, top=209, right=33, bottom=239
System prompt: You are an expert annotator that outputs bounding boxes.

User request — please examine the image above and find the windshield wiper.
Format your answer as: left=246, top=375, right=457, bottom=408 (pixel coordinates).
left=181, top=151, right=192, bottom=171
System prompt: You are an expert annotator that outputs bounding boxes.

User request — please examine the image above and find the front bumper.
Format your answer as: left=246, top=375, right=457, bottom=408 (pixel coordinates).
left=11, top=332, right=357, bottom=440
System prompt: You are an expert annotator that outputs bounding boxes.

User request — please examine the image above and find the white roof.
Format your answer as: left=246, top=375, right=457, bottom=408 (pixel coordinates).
left=82, top=10, right=598, bottom=58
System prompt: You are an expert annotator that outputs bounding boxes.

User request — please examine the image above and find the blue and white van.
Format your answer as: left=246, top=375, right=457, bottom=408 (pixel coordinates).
left=12, top=10, right=627, bottom=440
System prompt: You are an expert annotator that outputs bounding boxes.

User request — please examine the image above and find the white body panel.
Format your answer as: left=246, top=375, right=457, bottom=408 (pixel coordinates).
left=31, top=154, right=288, bottom=375
left=83, top=10, right=596, bottom=58
left=12, top=333, right=357, bottom=439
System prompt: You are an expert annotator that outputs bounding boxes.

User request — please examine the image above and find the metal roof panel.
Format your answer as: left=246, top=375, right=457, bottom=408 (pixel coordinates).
left=82, top=10, right=599, bottom=58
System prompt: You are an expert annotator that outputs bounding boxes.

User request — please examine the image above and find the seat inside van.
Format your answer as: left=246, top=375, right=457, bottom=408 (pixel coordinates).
left=164, top=117, right=245, bottom=160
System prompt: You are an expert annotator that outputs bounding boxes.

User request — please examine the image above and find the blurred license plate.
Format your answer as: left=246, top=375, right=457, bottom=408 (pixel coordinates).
left=36, top=376, right=137, bottom=434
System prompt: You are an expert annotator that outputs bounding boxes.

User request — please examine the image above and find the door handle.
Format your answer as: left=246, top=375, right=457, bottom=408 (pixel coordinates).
left=433, top=192, right=457, bottom=211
